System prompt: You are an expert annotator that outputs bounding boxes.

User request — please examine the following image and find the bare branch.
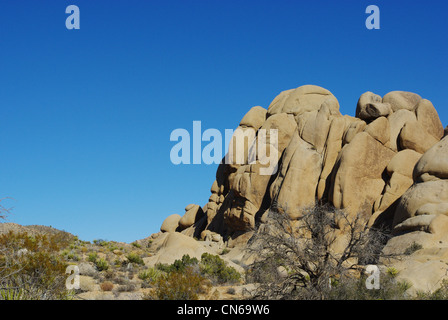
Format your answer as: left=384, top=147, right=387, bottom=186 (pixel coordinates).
left=245, top=204, right=394, bottom=300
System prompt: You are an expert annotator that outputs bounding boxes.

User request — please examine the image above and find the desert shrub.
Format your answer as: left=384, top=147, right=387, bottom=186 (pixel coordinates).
left=100, top=281, right=114, bottom=292
left=107, top=244, right=119, bottom=252
left=146, top=267, right=210, bottom=300
left=93, top=239, right=109, bottom=246
left=220, top=248, right=230, bottom=255
left=113, top=259, right=122, bottom=267
left=103, top=269, right=115, bottom=280
left=131, top=242, right=142, bottom=248
left=156, top=254, right=199, bottom=273
left=65, top=251, right=79, bottom=261
left=416, top=279, right=448, bottom=300
left=126, top=252, right=144, bottom=265
left=155, top=254, right=240, bottom=284
left=323, top=271, right=411, bottom=300
left=113, top=250, right=123, bottom=256
left=95, top=258, right=109, bottom=271
left=226, top=287, right=236, bottom=295
left=0, top=231, right=71, bottom=253
left=0, top=231, right=73, bottom=300
left=404, top=242, right=423, bottom=255
left=138, top=267, right=162, bottom=283
left=88, top=252, right=98, bottom=263
left=0, top=285, right=27, bottom=300
left=199, top=253, right=241, bottom=284
left=387, top=267, right=399, bottom=277
left=116, top=282, right=137, bottom=292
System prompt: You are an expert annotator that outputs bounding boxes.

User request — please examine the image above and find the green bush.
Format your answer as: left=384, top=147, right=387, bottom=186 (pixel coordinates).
left=156, top=254, right=199, bottom=273
left=155, top=254, right=240, bottom=284
left=199, top=253, right=241, bottom=284
left=95, top=258, right=109, bottom=271
left=145, top=267, right=210, bottom=300
left=88, top=252, right=98, bottom=263
left=93, top=239, right=109, bottom=246
left=126, top=252, right=144, bottom=265
left=327, top=273, right=412, bottom=300
left=0, top=231, right=74, bottom=300
left=131, top=242, right=142, bottom=248
left=138, top=267, right=163, bottom=283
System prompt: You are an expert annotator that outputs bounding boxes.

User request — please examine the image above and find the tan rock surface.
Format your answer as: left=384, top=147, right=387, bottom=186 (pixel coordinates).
left=387, top=109, right=417, bottom=152
left=414, top=99, right=444, bottom=140
left=364, top=116, right=390, bottom=146
left=413, top=136, right=448, bottom=182
left=270, top=131, right=322, bottom=219
left=178, top=204, right=205, bottom=230
left=392, top=180, right=448, bottom=227
left=160, top=214, right=181, bottom=233
left=356, top=92, right=392, bottom=120
left=239, top=106, right=267, bottom=129
left=267, top=85, right=340, bottom=117
left=330, top=132, right=395, bottom=217
left=382, top=91, right=422, bottom=112
left=399, top=120, right=439, bottom=154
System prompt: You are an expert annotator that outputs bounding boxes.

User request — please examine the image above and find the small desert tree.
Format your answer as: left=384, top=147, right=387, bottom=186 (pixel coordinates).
left=246, top=204, right=392, bottom=300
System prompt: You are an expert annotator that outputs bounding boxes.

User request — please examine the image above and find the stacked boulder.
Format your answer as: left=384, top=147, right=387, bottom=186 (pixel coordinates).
left=160, top=85, right=446, bottom=252
left=380, top=136, right=448, bottom=293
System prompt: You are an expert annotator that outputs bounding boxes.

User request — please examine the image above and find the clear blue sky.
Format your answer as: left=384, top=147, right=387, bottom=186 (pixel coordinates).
left=0, top=0, right=447, bottom=243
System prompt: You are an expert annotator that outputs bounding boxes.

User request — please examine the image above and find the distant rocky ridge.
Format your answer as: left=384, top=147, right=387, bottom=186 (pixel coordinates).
left=0, top=222, right=75, bottom=238
left=158, top=84, right=448, bottom=294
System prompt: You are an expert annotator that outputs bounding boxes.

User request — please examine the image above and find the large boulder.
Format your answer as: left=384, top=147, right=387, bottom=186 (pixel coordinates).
left=178, top=204, right=205, bottom=230
left=387, top=109, right=417, bottom=152
left=342, top=116, right=366, bottom=145
left=267, top=85, right=340, bottom=117
left=413, top=136, right=448, bottom=182
left=225, top=113, right=297, bottom=231
left=144, top=232, right=244, bottom=274
left=160, top=214, right=181, bottom=233
left=144, top=232, right=210, bottom=266
left=392, top=136, right=448, bottom=228
left=239, top=106, right=267, bottom=129
left=398, top=120, right=439, bottom=154
left=414, top=99, right=444, bottom=140
left=317, top=116, right=347, bottom=201
left=382, top=91, right=422, bottom=112
left=382, top=132, right=448, bottom=295
left=296, top=103, right=333, bottom=153
left=270, top=131, right=323, bottom=219
left=363, top=116, right=390, bottom=146
left=330, top=132, right=395, bottom=217
left=392, top=180, right=448, bottom=228
left=373, top=149, right=422, bottom=213
left=356, top=92, right=392, bottom=121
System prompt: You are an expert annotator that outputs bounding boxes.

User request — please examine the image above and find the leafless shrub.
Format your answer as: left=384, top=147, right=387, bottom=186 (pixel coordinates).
left=0, top=197, right=12, bottom=221
left=246, top=204, right=393, bottom=300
